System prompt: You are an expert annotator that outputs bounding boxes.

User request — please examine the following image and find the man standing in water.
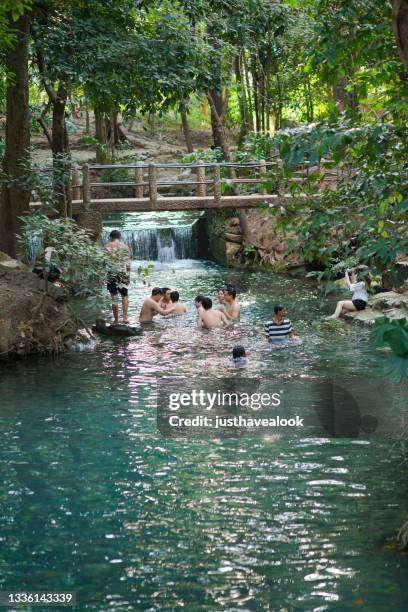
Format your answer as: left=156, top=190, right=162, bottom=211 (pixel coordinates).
left=139, top=288, right=174, bottom=323
left=105, top=230, right=131, bottom=324
left=264, top=304, right=294, bottom=341
left=169, top=291, right=188, bottom=315
left=198, top=297, right=228, bottom=328
left=219, top=285, right=240, bottom=321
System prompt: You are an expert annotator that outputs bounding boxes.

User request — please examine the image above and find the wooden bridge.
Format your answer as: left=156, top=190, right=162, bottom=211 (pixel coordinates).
left=31, top=159, right=337, bottom=214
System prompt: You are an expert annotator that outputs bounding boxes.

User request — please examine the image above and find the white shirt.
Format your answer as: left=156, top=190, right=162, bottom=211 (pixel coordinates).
left=349, top=281, right=368, bottom=302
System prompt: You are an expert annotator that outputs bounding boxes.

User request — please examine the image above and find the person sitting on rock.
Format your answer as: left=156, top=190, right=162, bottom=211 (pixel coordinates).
left=327, top=269, right=369, bottom=320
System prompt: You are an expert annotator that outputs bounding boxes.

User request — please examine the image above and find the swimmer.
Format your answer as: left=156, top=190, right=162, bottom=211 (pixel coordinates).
left=217, top=287, right=227, bottom=304
left=139, top=287, right=174, bottom=323
left=219, top=285, right=240, bottom=320
left=105, top=229, right=131, bottom=324
left=198, top=297, right=228, bottom=328
left=169, top=291, right=187, bottom=315
left=161, top=287, right=172, bottom=310
left=232, top=345, right=247, bottom=367
left=265, top=304, right=297, bottom=341
left=194, top=295, right=205, bottom=314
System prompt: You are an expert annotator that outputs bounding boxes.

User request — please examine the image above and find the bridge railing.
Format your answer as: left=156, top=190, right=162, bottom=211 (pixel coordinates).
left=70, top=159, right=339, bottom=209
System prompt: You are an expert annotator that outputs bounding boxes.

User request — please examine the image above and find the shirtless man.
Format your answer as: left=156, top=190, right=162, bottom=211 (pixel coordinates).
left=169, top=291, right=187, bottom=315
left=219, top=285, right=240, bottom=321
left=198, top=297, right=228, bottom=328
left=105, top=230, right=132, bottom=324
left=139, top=287, right=174, bottom=323
left=194, top=295, right=204, bottom=315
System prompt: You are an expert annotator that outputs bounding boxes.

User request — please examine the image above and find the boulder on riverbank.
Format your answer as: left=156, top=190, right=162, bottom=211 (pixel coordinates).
left=0, top=252, right=79, bottom=359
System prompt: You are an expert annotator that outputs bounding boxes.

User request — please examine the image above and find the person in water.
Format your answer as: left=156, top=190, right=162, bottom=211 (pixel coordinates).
left=139, top=287, right=174, bottom=323
left=161, top=287, right=172, bottom=310
left=265, top=304, right=294, bottom=341
left=327, top=269, right=369, bottom=319
left=217, top=287, right=226, bottom=304
left=194, top=295, right=205, bottom=314
left=105, top=230, right=131, bottom=324
left=198, top=297, right=228, bottom=328
left=169, top=291, right=187, bottom=315
left=232, top=345, right=247, bottom=367
left=220, top=285, right=240, bottom=321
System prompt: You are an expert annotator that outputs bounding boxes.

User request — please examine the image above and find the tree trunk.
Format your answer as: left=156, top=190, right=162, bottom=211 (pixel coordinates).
left=235, top=54, right=251, bottom=144
left=392, top=0, right=408, bottom=70
left=0, top=13, right=31, bottom=257
left=94, top=107, right=107, bottom=163
left=85, top=104, right=90, bottom=134
left=51, top=85, right=69, bottom=216
left=210, top=88, right=224, bottom=149
left=180, top=101, right=194, bottom=153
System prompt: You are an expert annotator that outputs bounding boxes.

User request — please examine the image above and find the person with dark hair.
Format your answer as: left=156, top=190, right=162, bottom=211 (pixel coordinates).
left=105, top=229, right=131, bottom=324
left=198, top=297, right=228, bottom=328
left=220, top=285, right=240, bottom=320
left=139, top=287, right=174, bottom=323
left=232, top=345, right=247, bottom=367
left=169, top=291, right=187, bottom=315
left=194, top=295, right=205, bottom=314
left=161, top=287, right=172, bottom=310
left=217, top=287, right=226, bottom=305
left=265, top=304, right=294, bottom=341
left=327, top=269, right=369, bottom=319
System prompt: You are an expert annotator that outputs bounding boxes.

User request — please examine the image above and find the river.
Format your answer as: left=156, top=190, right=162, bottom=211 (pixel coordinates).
left=1, top=221, right=408, bottom=610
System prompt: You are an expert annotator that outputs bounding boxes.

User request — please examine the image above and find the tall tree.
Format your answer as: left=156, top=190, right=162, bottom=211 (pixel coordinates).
left=0, top=5, right=32, bottom=257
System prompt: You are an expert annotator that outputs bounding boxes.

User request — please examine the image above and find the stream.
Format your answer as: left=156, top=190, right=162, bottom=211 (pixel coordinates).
left=1, top=213, right=408, bottom=610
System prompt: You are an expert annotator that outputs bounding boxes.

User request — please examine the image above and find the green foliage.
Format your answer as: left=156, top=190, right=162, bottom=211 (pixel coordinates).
left=370, top=317, right=408, bottom=380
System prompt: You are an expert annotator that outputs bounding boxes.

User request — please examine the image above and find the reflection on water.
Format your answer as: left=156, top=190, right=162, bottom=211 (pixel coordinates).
left=1, top=261, right=408, bottom=610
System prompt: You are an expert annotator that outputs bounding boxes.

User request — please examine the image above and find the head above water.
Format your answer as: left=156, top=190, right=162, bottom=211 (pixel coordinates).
left=194, top=295, right=204, bottom=308
left=170, top=291, right=179, bottom=303
left=162, top=287, right=171, bottom=301
left=201, top=297, right=212, bottom=310
left=232, top=345, right=246, bottom=359
left=151, top=287, right=163, bottom=302
left=224, top=285, right=236, bottom=301
left=109, top=229, right=121, bottom=241
left=274, top=304, right=288, bottom=317
left=218, top=288, right=226, bottom=302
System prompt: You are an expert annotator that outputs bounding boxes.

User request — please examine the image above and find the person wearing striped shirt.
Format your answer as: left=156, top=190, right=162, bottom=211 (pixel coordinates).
left=265, top=304, right=293, bottom=341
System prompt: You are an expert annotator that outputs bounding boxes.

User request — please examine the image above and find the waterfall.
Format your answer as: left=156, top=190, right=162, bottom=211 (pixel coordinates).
left=102, top=225, right=197, bottom=262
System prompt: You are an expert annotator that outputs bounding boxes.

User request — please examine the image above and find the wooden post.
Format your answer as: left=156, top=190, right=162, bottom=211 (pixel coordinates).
left=213, top=164, right=221, bottom=203
left=196, top=160, right=206, bottom=197
left=82, top=163, right=91, bottom=210
left=135, top=163, right=144, bottom=199
left=149, top=163, right=157, bottom=206
left=72, top=166, right=81, bottom=201
left=259, top=159, right=266, bottom=195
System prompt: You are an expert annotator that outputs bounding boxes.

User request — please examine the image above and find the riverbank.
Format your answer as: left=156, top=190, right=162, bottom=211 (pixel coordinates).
left=0, top=252, right=79, bottom=358
left=344, top=291, right=408, bottom=326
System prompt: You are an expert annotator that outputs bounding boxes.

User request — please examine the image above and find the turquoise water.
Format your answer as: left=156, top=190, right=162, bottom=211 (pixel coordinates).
left=1, top=261, right=408, bottom=610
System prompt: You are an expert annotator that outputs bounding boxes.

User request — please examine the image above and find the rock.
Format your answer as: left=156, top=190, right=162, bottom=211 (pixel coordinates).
left=226, top=241, right=241, bottom=262
left=223, top=232, right=242, bottom=244
left=369, top=291, right=408, bottom=312
left=0, top=253, right=78, bottom=359
left=92, top=318, right=143, bottom=337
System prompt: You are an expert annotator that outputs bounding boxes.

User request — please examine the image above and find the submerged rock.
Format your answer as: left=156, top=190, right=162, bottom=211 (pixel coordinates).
left=0, top=252, right=78, bottom=359
left=93, top=318, right=143, bottom=337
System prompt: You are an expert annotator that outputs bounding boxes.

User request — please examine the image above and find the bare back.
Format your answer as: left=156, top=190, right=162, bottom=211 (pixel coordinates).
left=199, top=308, right=228, bottom=328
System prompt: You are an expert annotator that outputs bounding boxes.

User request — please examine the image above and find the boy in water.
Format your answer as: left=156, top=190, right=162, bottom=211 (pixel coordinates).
left=265, top=304, right=294, bottom=341
left=220, top=285, right=240, bottom=321
left=232, top=345, right=247, bottom=367
left=139, top=288, right=174, bottom=323
left=169, top=291, right=187, bottom=315
left=198, top=297, right=228, bottom=328
left=105, top=230, right=131, bottom=324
